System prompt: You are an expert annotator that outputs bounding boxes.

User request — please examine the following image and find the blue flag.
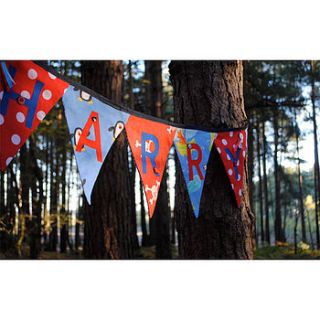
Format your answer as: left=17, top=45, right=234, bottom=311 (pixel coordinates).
left=174, top=128, right=215, bottom=217
left=63, top=85, right=129, bottom=204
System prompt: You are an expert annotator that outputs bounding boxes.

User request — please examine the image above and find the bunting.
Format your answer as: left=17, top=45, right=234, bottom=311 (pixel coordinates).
left=213, top=129, right=247, bottom=207
left=0, top=60, right=248, bottom=217
left=0, top=61, right=68, bottom=171
left=62, top=85, right=129, bottom=204
left=174, top=128, right=215, bottom=217
left=125, top=115, right=176, bottom=217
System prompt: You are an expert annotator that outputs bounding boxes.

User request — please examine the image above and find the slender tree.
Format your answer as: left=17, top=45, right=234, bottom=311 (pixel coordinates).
left=293, top=109, right=307, bottom=242
left=256, top=121, right=264, bottom=244
left=310, top=61, right=320, bottom=248
left=262, top=120, right=270, bottom=244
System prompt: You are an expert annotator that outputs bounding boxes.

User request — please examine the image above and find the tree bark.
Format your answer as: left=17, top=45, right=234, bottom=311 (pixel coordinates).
left=81, top=61, right=134, bottom=259
left=169, top=61, right=254, bottom=259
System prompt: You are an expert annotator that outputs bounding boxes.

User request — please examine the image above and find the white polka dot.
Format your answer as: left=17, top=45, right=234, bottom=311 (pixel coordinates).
left=11, top=134, right=21, bottom=145
left=237, top=160, right=240, bottom=166
left=16, top=112, right=25, bottom=123
left=28, top=69, right=38, bottom=80
left=229, top=132, right=233, bottom=137
left=231, top=184, right=234, bottom=190
left=0, top=114, right=4, bottom=125
left=222, top=139, right=228, bottom=146
left=237, top=174, right=241, bottom=181
left=227, top=154, right=231, bottom=160
left=21, top=90, right=30, bottom=99
left=6, top=157, right=13, bottom=166
left=37, top=111, right=46, bottom=121
left=239, top=133, right=244, bottom=140
left=239, top=189, right=242, bottom=196
left=228, top=169, right=233, bottom=176
left=217, top=147, right=221, bottom=154
left=233, top=144, right=236, bottom=150
left=48, top=72, right=56, bottom=79
left=242, top=150, right=246, bottom=157
left=42, top=89, right=52, bottom=100
left=0, top=91, right=3, bottom=100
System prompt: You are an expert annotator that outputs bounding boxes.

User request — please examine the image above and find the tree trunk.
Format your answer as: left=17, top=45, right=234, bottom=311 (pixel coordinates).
left=247, top=109, right=255, bottom=211
left=127, top=61, right=139, bottom=252
left=311, top=67, right=320, bottom=248
left=169, top=61, right=254, bottom=259
left=48, top=137, right=58, bottom=252
left=294, top=110, right=306, bottom=243
left=256, top=121, right=264, bottom=244
left=262, top=121, right=270, bottom=244
left=29, top=136, right=44, bottom=258
left=81, top=60, right=134, bottom=259
left=273, top=109, right=285, bottom=243
left=140, top=180, right=148, bottom=246
left=60, top=140, right=68, bottom=253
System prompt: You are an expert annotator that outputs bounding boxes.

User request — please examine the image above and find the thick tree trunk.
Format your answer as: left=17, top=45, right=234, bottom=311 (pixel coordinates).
left=169, top=61, right=254, bottom=259
left=81, top=61, right=134, bottom=259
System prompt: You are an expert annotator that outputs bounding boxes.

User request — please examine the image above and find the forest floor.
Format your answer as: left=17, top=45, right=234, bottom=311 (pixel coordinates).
left=2, top=244, right=320, bottom=259
left=255, top=245, right=320, bottom=259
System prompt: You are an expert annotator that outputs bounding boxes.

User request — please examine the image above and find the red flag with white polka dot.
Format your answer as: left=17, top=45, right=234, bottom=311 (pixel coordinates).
left=213, top=129, right=247, bottom=207
left=0, top=61, right=69, bottom=171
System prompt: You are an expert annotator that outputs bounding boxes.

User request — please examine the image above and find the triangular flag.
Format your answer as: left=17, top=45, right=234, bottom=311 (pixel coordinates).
left=0, top=61, right=69, bottom=170
left=62, top=85, right=129, bottom=204
left=174, top=128, right=215, bottom=217
left=213, top=129, right=247, bottom=207
left=125, top=115, right=176, bottom=217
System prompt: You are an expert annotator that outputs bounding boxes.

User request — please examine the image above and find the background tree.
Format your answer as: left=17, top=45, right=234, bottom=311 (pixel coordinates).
left=81, top=61, right=135, bottom=259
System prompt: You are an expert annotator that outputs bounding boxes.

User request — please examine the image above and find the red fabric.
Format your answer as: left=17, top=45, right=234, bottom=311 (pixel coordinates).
left=126, top=115, right=176, bottom=217
left=0, top=61, right=69, bottom=171
left=213, top=129, right=247, bottom=207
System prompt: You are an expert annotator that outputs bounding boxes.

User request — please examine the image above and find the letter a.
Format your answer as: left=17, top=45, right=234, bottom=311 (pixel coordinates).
left=75, top=111, right=102, bottom=162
